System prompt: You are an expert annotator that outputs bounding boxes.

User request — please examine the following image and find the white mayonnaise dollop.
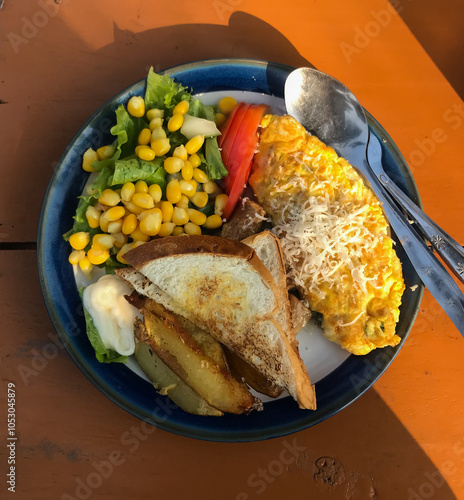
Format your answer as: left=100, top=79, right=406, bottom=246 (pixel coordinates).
left=83, top=274, right=139, bottom=356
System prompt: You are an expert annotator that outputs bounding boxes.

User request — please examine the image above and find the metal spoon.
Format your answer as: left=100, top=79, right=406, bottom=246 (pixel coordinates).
left=284, top=67, right=464, bottom=336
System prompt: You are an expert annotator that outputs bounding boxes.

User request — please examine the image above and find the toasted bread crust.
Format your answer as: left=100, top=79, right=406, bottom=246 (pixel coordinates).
left=242, top=231, right=299, bottom=353
left=124, top=235, right=279, bottom=306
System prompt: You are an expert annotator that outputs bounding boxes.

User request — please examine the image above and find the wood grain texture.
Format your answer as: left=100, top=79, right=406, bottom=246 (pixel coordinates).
left=1, top=0, right=463, bottom=498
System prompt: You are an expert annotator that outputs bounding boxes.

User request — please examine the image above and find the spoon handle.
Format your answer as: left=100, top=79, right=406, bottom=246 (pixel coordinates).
left=363, top=143, right=464, bottom=336
left=368, top=134, right=464, bottom=285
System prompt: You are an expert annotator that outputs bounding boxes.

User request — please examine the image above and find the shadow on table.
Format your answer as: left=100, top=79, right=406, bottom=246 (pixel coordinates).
left=16, top=10, right=458, bottom=499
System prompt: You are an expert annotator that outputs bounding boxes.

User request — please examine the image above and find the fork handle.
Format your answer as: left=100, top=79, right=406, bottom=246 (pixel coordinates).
left=376, top=170, right=464, bottom=285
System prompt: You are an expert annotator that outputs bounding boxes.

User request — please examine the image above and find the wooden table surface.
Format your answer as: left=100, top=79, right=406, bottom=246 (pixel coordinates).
left=1, top=1, right=463, bottom=499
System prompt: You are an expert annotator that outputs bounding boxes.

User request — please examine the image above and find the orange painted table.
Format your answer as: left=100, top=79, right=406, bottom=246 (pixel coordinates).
left=1, top=1, right=463, bottom=499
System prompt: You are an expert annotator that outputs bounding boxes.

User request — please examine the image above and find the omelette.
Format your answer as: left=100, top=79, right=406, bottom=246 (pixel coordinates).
left=249, top=114, right=405, bottom=355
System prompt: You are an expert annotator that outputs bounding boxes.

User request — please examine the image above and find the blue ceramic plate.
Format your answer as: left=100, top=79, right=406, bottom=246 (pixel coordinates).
left=37, top=59, right=423, bottom=442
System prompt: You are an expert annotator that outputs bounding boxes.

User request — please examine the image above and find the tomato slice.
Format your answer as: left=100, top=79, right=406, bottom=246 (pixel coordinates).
left=221, top=103, right=268, bottom=219
left=224, top=104, right=268, bottom=194
left=218, top=102, right=244, bottom=148
left=219, top=104, right=247, bottom=166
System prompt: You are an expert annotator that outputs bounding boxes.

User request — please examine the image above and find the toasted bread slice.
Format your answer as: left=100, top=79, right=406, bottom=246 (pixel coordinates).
left=118, top=235, right=316, bottom=409
left=242, top=231, right=298, bottom=352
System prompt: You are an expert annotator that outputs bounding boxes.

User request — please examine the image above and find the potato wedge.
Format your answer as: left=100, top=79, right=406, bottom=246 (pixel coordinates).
left=134, top=338, right=223, bottom=417
left=224, top=347, right=283, bottom=399
left=143, top=309, right=258, bottom=414
left=143, top=298, right=228, bottom=371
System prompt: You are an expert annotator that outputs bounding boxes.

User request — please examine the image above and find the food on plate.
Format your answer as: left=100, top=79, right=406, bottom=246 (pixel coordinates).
left=64, top=67, right=230, bottom=278
left=223, top=347, right=283, bottom=399
left=134, top=339, right=223, bottom=416
left=218, top=103, right=269, bottom=218
left=116, top=235, right=316, bottom=410
left=288, top=294, right=312, bottom=334
left=249, top=114, right=405, bottom=355
left=220, top=197, right=268, bottom=241
left=134, top=304, right=257, bottom=415
left=242, top=231, right=298, bottom=352
left=64, top=66, right=407, bottom=419
left=81, top=274, right=139, bottom=362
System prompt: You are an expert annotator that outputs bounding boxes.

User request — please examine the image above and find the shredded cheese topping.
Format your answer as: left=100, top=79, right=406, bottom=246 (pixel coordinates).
left=273, top=193, right=380, bottom=299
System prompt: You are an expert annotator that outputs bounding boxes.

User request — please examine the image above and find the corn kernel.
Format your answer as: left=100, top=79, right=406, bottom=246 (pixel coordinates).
left=218, top=96, right=238, bottom=114
left=68, top=250, right=85, bottom=265
left=191, top=191, right=208, bottom=208
left=139, top=211, right=162, bottom=236
left=87, top=247, right=110, bottom=265
left=127, top=96, right=145, bottom=117
left=96, top=145, right=115, bottom=161
left=161, top=201, right=174, bottom=223
left=168, top=113, right=184, bottom=132
left=132, top=240, right=146, bottom=249
left=135, top=180, right=149, bottom=194
left=187, top=208, right=207, bottom=226
left=138, top=207, right=162, bottom=221
left=98, top=189, right=120, bottom=207
left=122, top=213, right=138, bottom=235
left=138, top=128, right=151, bottom=145
left=148, top=183, right=162, bottom=203
left=176, top=195, right=189, bottom=210
left=85, top=206, right=101, bottom=229
left=93, top=233, right=115, bottom=251
left=193, top=168, right=209, bottom=183
left=151, top=138, right=170, bottom=156
left=203, top=181, right=219, bottom=195
left=181, top=161, right=193, bottom=181
left=108, top=219, right=123, bottom=233
left=173, top=145, right=188, bottom=161
left=78, top=256, right=93, bottom=275
left=105, top=206, right=125, bottom=222
left=179, top=179, right=196, bottom=197
left=146, top=108, right=164, bottom=121
left=121, top=182, right=135, bottom=202
left=173, top=100, right=189, bottom=115
left=172, top=226, right=185, bottom=236
left=147, top=117, right=163, bottom=132
left=184, top=222, right=202, bottom=235
left=164, top=157, right=184, bottom=174
left=112, top=232, right=128, bottom=248
left=132, top=192, right=154, bottom=209
left=172, top=207, right=189, bottom=225
left=136, top=146, right=156, bottom=161
left=203, top=214, right=223, bottom=229
left=123, top=200, right=145, bottom=215
left=185, top=135, right=205, bottom=155
left=82, top=148, right=98, bottom=172
left=116, top=243, right=132, bottom=264
left=215, top=112, right=226, bottom=127
left=214, top=193, right=229, bottom=216
left=158, top=222, right=176, bottom=237
left=166, top=179, right=182, bottom=204
left=151, top=127, right=167, bottom=141
left=99, top=215, right=109, bottom=232
left=69, top=232, right=90, bottom=250
left=188, top=153, right=201, bottom=168
left=130, top=226, right=150, bottom=242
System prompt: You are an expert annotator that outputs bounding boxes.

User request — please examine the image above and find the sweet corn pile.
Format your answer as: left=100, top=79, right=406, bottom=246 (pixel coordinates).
left=65, top=68, right=238, bottom=278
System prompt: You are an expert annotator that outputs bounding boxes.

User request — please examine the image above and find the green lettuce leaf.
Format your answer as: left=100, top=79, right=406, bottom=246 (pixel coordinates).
left=144, top=67, right=192, bottom=115
left=110, top=157, right=166, bottom=187
left=111, top=105, right=145, bottom=160
left=79, top=288, right=128, bottom=364
left=63, top=167, right=114, bottom=241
